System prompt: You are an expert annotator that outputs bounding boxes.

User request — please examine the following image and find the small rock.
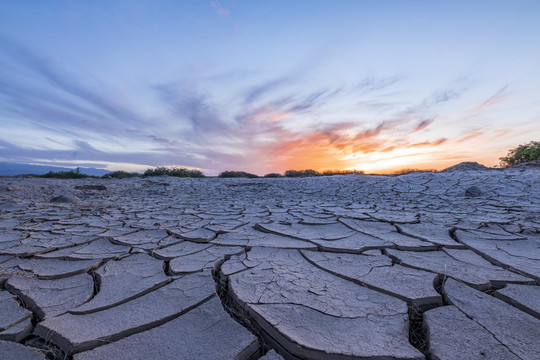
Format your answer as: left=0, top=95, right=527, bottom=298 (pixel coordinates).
left=50, top=194, right=80, bottom=203
left=465, top=186, right=481, bottom=197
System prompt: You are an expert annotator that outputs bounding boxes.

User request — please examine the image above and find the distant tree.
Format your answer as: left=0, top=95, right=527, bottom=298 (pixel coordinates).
left=499, top=141, right=540, bottom=167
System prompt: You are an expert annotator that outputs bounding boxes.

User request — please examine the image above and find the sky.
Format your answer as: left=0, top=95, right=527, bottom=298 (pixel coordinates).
left=0, top=0, right=539, bottom=175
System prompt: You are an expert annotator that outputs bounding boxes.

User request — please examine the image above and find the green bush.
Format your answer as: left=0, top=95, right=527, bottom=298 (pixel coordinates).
left=143, top=167, right=205, bottom=178
left=499, top=141, right=540, bottom=167
left=102, top=171, right=140, bottom=179
left=40, top=167, right=89, bottom=179
left=218, top=170, right=259, bottom=178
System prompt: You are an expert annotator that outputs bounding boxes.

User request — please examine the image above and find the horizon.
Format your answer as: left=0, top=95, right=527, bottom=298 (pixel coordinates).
left=0, top=159, right=509, bottom=177
left=1, top=1, right=539, bottom=175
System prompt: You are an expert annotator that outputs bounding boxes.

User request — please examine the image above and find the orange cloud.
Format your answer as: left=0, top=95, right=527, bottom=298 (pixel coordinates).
left=256, top=120, right=449, bottom=173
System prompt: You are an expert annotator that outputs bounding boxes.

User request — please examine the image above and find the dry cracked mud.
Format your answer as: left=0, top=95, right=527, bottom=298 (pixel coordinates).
left=0, top=165, right=539, bottom=359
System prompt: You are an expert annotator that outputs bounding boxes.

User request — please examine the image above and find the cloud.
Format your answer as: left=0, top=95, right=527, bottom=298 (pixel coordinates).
left=355, top=75, right=401, bottom=93
left=210, top=1, right=230, bottom=17
left=411, top=118, right=435, bottom=133
left=0, top=34, right=152, bottom=146
left=455, top=129, right=484, bottom=143
left=0, top=36, right=144, bottom=126
left=469, top=85, right=513, bottom=113
left=431, top=88, right=460, bottom=104
left=243, top=76, right=295, bottom=104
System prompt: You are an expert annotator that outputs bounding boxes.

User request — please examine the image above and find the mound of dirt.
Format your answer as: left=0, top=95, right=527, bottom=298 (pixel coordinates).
left=441, top=162, right=490, bottom=172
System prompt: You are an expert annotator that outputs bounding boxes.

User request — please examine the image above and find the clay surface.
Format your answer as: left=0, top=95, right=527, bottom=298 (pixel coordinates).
left=0, top=166, right=538, bottom=359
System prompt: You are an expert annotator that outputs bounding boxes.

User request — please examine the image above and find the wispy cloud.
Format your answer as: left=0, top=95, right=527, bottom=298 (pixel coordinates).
left=210, top=1, right=229, bottom=17
left=411, top=118, right=435, bottom=133
left=0, top=34, right=152, bottom=147
left=468, top=85, right=513, bottom=113
left=355, top=75, right=401, bottom=93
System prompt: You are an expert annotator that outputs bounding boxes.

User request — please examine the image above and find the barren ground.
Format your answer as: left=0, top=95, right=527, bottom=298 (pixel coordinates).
left=1, top=167, right=539, bottom=359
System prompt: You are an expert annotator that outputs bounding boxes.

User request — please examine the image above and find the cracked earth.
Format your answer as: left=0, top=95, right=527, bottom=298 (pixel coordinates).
left=0, top=166, right=539, bottom=359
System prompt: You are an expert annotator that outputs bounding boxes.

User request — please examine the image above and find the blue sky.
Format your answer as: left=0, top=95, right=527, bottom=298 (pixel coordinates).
left=1, top=0, right=539, bottom=174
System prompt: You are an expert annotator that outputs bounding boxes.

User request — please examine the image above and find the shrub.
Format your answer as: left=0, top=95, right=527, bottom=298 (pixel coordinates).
left=284, top=169, right=320, bottom=177
left=499, top=141, right=540, bottom=167
left=263, top=173, right=283, bottom=178
left=143, top=167, right=205, bottom=178
left=392, top=168, right=438, bottom=175
left=40, top=167, right=89, bottom=179
left=218, top=170, right=259, bottom=178
left=321, top=170, right=365, bottom=176
left=102, top=171, right=140, bottom=179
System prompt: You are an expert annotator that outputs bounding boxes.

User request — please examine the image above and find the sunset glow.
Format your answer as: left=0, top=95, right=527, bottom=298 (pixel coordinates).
left=1, top=1, right=539, bottom=175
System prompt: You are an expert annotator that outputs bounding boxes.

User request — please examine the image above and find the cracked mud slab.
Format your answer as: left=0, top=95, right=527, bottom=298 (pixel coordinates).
left=6, top=273, right=94, bottom=319
left=222, top=247, right=423, bottom=359
left=423, top=305, right=520, bottom=360
left=73, top=297, right=258, bottom=360
left=35, top=273, right=215, bottom=354
left=0, top=166, right=538, bottom=359
left=301, top=250, right=442, bottom=310
left=0, top=291, right=32, bottom=332
left=0, top=340, right=47, bottom=360
left=443, top=278, right=540, bottom=359
left=494, top=284, right=540, bottom=318
left=69, top=253, right=170, bottom=314
left=386, top=248, right=532, bottom=290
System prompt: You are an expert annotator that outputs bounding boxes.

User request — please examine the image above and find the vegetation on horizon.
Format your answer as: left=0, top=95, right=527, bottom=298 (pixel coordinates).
left=499, top=141, right=540, bottom=167
left=102, top=171, right=140, bottom=179
left=143, top=167, right=205, bottom=178
left=392, top=168, right=438, bottom=175
left=284, top=169, right=364, bottom=177
left=284, top=169, right=319, bottom=177
left=263, top=173, right=283, bottom=178
left=321, top=169, right=365, bottom=176
left=218, top=170, right=259, bottom=178
left=39, top=167, right=90, bottom=179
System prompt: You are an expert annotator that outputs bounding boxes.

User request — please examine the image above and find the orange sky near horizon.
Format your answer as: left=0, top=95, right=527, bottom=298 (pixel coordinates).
left=239, top=99, right=516, bottom=176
